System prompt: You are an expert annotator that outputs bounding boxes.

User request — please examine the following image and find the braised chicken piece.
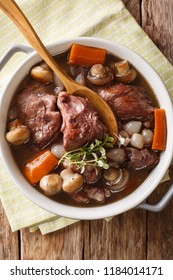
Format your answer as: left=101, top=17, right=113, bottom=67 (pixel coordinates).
left=127, top=148, right=159, bottom=169
left=57, top=92, right=107, bottom=151
left=14, top=85, right=61, bottom=148
left=96, top=83, right=155, bottom=121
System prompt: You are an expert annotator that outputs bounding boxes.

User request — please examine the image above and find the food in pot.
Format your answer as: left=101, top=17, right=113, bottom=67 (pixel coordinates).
left=96, top=83, right=154, bottom=121
left=5, top=44, right=167, bottom=207
left=87, top=64, right=114, bottom=85
left=115, top=60, right=137, bottom=83
left=13, top=85, right=61, bottom=148
left=30, top=62, right=53, bottom=83
left=57, top=91, right=107, bottom=151
left=6, top=119, right=30, bottom=145
left=39, top=173, right=62, bottom=195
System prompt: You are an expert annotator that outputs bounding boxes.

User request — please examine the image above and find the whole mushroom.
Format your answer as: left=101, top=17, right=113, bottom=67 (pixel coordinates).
left=87, top=64, right=114, bottom=85
left=103, top=167, right=129, bottom=192
left=115, top=60, right=137, bottom=83
left=31, top=62, right=53, bottom=83
left=6, top=119, right=30, bottom=145
left=60, top=168, right=84, bottom=193
left=39, top=173, right=62, bottom=196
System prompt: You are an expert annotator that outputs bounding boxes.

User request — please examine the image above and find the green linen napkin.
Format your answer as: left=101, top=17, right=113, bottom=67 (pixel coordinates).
left=0, top=0, right=172, bottom=235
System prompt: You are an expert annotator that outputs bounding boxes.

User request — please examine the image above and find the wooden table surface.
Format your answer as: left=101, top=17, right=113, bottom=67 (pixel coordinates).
left=0, top=0, right=173, bottom=260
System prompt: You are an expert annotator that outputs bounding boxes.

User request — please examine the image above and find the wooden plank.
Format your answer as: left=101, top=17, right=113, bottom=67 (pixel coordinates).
left=21, top=210, right=147, bottom=260
left=142, top=0, right=173, bottom=259
left=0, top=203, right=19, bottom=260
left=84, top=210, right=146, bottom=260
left=21, top=222, right=85, bottom=260
left=142, top=0, right=173, bottom=63
left=122, top=0, right=141, bottom=24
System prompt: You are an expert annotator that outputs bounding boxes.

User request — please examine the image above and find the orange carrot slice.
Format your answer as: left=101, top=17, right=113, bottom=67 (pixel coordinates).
left=68, top=44, right=107, bottom=66
left=152, top=108, right=167, bottom=151
left=23, top=149, right=58, bottom=185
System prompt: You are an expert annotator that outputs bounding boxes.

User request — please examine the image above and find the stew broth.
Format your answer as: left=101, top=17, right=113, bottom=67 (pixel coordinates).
left=7, top=47, right=162, bottom=207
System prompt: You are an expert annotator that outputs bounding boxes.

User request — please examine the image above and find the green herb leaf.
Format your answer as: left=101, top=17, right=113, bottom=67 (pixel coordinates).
left=99, top=146, right=106, bottom=156
left=98, top=160, right=104, bottom=167
left=58, top=133, right=114, bottom=173
left=103, top=162, right=109, bottom=169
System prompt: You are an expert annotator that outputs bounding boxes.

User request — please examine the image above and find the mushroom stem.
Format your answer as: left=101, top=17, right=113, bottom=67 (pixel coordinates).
left=87, top=64, right=114, bottom=85
left=115, top=60, right=137, bottom=83
left=115, top=60, right=129, bottom=75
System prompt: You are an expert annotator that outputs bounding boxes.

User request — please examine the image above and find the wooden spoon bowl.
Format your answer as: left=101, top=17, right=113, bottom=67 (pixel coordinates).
left=0, top=0, right=118, bottom=140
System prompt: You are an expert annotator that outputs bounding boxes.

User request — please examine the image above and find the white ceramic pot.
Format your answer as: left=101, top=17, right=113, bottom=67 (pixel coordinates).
left=1, top=37, right=173, bottom=219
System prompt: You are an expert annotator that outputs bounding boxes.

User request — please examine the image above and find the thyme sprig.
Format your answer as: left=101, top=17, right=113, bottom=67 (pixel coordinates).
left=58, top=134, right=114, bottom=173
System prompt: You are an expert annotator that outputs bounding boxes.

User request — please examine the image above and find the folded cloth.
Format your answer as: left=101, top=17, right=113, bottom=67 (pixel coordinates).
left=0, top=0, right=173, bottom=235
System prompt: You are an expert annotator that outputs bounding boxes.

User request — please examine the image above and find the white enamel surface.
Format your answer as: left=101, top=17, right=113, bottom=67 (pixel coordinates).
left=1, top=37, right=173, bottom=219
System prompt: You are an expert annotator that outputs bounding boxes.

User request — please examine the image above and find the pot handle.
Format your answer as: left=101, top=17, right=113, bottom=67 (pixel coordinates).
left=137, top=183, right=173, bottom=212
left=0, top=44, right=33, bottom=71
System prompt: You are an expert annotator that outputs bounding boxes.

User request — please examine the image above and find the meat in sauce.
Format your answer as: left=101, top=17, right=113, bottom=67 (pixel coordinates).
left=14, top=86, right=61, bottom=148
left=5, top=44, right=166, bottom=207
left=96, top=83, right=154, bottom=121
left=57, top=91, right=107, bottom=151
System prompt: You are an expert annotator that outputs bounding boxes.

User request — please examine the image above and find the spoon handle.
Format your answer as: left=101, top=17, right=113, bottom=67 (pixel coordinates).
left=0, top=0, right=77, bottom=91
left=0, top=0, right=118, bottom=141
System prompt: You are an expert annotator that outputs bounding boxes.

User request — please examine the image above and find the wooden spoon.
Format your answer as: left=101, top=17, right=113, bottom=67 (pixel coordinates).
left=0, top=0, right=118, bottom=141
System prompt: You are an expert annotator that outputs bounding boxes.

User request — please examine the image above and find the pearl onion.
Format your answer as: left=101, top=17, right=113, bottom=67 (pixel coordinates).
left=130, top=133, right=144, bottom=149
left=123, top=121, right=142, bottom=136
left=142, top=129, right=154, bottom=145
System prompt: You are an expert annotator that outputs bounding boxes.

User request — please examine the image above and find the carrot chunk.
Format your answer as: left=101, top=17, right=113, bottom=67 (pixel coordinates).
left=152, top=109, right=167, bottom=151
left=23, top=149, right=59, bottom=185
left=68, top=44, right=107, bottom=66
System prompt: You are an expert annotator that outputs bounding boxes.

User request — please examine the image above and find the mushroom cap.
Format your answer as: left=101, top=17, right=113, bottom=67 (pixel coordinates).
left=87, top=64, right=114, bottom=85
left=39, top=173, right=62, bottom=195
left=103, top=167, right=120, bottom=181
left=6, top=126, right=30, bottom=145
left=30, top=62, right=53, bottom=83
left=60, top=168, right=84, bottom=193
left=103, top=167, right=130, bottom=192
